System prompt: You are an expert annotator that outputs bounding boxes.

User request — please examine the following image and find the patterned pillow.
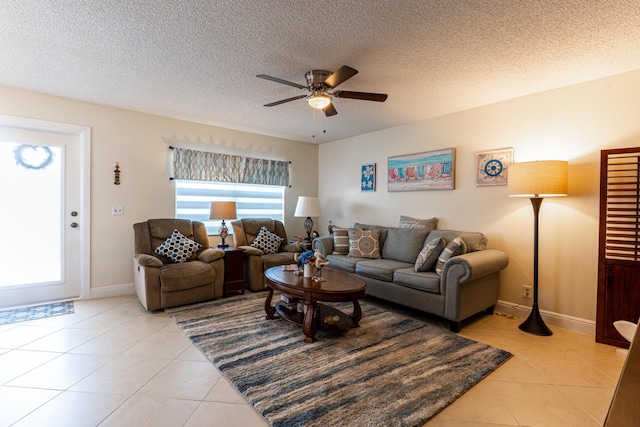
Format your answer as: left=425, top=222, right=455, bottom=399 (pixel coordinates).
left=414, top=237, right=446, bottom=272
left=348, top=228, right=381, bottom=259
left=435, top=237, right=467, bottom=275
left=332, top=227, right=349, bottom=255
left=251, top=226, right=284, bottom=254
left=154, top=229, right=202, bottom=263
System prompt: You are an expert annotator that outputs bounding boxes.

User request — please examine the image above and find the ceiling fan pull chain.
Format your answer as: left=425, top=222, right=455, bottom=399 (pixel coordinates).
left=312, top=108, right=316, bottom=138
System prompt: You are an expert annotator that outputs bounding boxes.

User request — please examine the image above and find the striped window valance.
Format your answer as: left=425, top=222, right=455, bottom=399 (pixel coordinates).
left=171, top=147, right=290, bottom=187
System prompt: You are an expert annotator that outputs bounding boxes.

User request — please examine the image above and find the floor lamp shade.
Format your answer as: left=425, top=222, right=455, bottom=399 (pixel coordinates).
left=209, top=201, right=237, bottom=247
left=294, top=196, right=322, bottom=241
left=508, top=160, right=568, bottom=336
left=508, top=160, right=568, bottom=197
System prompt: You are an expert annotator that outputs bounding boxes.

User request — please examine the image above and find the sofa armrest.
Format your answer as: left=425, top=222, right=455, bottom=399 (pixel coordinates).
left=441, top=249, right=509, bottom=284
left=135, top=254, right=163, bottom=268
left=197, top=248, right=225, bottom=263
left=238, top=245, right=264, bottom=256
left=312, top=236, right=334, bottom=256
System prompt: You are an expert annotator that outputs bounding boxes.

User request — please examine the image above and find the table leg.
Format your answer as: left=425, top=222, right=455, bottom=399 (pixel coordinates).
left=350, top=299, right=362, bottom=327
left=302, top=300, right=317, bottom=343
left=264, top=287, right=276, bottom=320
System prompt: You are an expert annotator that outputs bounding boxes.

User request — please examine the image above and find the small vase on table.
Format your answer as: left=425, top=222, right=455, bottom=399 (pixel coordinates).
left=303, top=264, right=313, bottom=278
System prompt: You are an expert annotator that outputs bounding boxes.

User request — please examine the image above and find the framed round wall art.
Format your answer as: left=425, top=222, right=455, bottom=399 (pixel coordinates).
left=476, top=148, right=513, bottom=186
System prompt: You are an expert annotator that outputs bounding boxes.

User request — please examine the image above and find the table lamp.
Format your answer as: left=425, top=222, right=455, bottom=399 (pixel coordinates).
left=209, top=201, right=237, bottom=248
left=508, top=160, right=568, bottom=336
left=294, top=196, right=322, bottom=242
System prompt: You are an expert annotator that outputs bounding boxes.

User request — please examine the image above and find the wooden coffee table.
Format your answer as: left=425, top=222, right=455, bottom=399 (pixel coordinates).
left=264, top=266, right=366, bottom=343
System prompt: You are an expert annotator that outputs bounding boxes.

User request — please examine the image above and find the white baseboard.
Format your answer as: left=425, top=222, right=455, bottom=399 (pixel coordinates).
left=495, top=300, right=596, bottom=336
left=87, top=283, right=135, bottom=300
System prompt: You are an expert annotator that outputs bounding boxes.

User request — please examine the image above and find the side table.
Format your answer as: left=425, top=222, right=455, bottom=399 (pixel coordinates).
left=220, top=246, right=245, bottom=297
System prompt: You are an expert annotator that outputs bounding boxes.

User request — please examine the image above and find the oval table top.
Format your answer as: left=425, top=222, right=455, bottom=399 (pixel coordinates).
left=264, top=265, right=366, bottom=301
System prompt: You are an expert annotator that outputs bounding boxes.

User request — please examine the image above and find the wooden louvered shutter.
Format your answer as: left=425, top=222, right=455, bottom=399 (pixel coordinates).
left=597, top=147, right=640, bottom=347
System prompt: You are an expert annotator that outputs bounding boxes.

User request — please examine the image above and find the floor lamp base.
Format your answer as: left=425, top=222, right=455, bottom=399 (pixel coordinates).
left=519, top=303, right=553, bottom=336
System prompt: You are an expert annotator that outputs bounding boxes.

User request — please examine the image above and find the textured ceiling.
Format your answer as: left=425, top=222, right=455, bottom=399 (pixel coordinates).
left=2, top=1, right=640, bottom=143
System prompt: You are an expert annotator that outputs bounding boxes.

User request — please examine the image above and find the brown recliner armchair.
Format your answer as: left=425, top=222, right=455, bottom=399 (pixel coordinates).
left=231, top=218, right=302, bottom=291
left=133, top=218, right=225, bottom=310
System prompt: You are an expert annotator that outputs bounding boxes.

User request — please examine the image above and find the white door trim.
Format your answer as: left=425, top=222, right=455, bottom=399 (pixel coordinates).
left=0, top=114, right=91, bottom=300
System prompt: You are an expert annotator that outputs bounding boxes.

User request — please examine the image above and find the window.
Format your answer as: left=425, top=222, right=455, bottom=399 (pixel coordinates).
left=175, top=181, right=285, bottom=234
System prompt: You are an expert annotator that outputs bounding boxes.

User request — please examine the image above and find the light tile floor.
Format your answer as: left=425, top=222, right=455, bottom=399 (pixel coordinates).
left=0, top=295, right=624, bottom=427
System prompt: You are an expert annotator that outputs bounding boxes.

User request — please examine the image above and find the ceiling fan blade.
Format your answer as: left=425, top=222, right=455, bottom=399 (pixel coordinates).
left=333, top=90, right=388, bottom=102
left=323, top=103, right=338, bottom=117
left=264, top=95, right=307, bottom=107
left=323, top=65, right=358, bottom=88
left=256, top=74, right=306, bottom=89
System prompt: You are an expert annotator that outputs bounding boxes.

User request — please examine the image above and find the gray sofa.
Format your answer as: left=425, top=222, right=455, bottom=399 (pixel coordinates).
left=313, top=223, right=509, bottom=332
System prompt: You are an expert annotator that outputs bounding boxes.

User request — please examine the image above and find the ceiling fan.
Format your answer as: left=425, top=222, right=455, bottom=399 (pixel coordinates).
left=256, top=65, right=387, bottom=117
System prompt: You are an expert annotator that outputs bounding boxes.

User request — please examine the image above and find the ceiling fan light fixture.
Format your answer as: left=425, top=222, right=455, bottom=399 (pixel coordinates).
left=307, top=91, right=332, bottom=109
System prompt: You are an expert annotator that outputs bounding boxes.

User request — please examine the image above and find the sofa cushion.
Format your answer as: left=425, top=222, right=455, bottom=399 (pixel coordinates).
left=332, top=227, right=349, bottom=255
left=160, top=261, right=215, bottom=291
left=326, top=254, right=363, bottom=273
left=154, top=229, right=202, bottom=263
left=251, top=226, right=284, bottom=254
left=399, top=215, right=438, bottom=233
left=393, top=268, right=441, bottom=293
left=355, top=259, right=413, bottom=282
left=415, top=237, right=446, bottom=272
left=435, top=237, right=467, bottom=275
left=348, top=228, right=381, bottom=259
left=427, top=230, right=488, bottom=252
left=382, top=228, right=428, bottom=263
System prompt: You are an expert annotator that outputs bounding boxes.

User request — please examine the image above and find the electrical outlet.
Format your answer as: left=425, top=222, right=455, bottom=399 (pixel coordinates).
left=523, top=285, right=532, bottom=299
left=112, top=206, right=124, bottom=216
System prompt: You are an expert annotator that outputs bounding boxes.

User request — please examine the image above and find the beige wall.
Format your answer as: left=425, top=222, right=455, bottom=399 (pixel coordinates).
left=0, top=86, right=318, bottom=292
left=319, top=69, right=640, bottom=324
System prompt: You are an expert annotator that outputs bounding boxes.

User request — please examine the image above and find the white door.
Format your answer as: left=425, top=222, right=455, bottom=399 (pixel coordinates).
left=0, top=115, right=90, bottom=308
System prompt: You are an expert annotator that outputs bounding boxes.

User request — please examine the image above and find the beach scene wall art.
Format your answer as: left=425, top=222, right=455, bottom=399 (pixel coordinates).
left=387, top=148, right=455, bottom=192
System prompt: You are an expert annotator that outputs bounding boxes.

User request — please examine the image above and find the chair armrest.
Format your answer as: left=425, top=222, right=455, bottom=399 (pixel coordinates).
left=197, top=248, right=225, bottom=263
left=239, top=245, right=264, bottom=256
left=441, top=249, right=509, bottom=283
left=282, top=242, right=304, bottom=253
left=135, top=254, right=163, bottom=268
left=312, top=236, right=334, bottom=256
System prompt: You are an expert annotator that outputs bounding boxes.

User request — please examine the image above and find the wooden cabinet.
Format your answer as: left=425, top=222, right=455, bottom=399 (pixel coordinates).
left=222, top=246, right=245, bottom=297
left=597, top=148, right=640, bottom=347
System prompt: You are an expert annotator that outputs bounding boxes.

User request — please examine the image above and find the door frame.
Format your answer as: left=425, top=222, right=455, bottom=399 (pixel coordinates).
left=0, top=114, right=91, bottom=300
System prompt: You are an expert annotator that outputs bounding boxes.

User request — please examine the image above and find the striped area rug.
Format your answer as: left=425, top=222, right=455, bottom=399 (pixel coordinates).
left=167, top=293, right=512, bottom=427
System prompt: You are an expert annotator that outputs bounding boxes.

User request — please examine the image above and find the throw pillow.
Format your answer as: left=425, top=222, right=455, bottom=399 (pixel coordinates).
left=398, top=215, right=438, bottom=233
left=154, top=229, right=202, bottom=263
left=348, top=228, right=381, bottom=259
left=251, top=226, right=284, bottom=254
left=332, top=226, right=349, bottom=255
left=435, top=237, right=467, bottom=275
left=414, top=237, right=446, bottom=272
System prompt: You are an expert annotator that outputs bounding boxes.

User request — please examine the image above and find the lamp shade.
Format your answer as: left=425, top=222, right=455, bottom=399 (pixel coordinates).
left=508, top=160, right=568, bottom=197
left=209, top=201, right=237, bottom=220
left=294, top=196, right=322, bottom=217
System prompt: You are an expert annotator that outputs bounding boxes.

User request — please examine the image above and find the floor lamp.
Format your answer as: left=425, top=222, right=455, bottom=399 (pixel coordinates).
left=294, top=196, right=322, bottom=242
left=508, top=160, right=568, bottom=336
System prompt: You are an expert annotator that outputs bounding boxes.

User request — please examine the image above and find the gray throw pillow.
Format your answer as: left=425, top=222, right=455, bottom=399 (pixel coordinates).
left=435, top=237, right=467, bottom=275
left=332, top=227, right=349, bottom=255
left=414, top=237, right=446, bottom=272
left=399, top=215, right=438, bottom=233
